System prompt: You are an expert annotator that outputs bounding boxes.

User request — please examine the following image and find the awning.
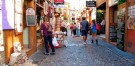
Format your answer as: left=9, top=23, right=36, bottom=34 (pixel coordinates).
left=97, top=2, right=106, bottom=10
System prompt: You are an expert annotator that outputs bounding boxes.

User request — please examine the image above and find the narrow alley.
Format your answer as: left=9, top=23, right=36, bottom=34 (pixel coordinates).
left=1, top=0, right=135, bottom=66
left=28, top=34, right=135, bottom=66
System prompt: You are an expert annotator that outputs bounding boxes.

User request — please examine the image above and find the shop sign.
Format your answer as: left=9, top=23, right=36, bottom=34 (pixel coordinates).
left=109, top=0, right=118, bottom=7
left=54, top=0, right=64, bottom=5
left=2, top=0, right=15, bottom=29
left=26, top=8, right=36, bottom=26
left=86, top=1, right=96, bottom=7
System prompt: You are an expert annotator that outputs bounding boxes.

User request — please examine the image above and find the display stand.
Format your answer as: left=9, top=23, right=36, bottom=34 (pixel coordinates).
left=117, top=3, right=126, bottom=50
left=109, top=23, right=117, bottom=42
left=53, top=31, right=66, bottom=47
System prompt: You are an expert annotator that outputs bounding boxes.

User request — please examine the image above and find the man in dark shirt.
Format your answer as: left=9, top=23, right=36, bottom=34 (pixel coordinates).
left=80, top=17, right=89, bottom=44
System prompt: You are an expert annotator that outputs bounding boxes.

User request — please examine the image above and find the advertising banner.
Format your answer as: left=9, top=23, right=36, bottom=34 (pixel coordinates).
left=2, top=0, right=14, bottom=29
left=54, top=0, right=64, bottom=5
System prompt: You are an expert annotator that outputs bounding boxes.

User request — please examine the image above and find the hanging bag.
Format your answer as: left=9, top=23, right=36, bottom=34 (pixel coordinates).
left=48, top=24, right=53, bottom=32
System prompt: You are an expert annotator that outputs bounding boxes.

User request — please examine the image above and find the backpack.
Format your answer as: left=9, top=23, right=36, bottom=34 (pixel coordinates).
left=86, top=22, right=90, bottom=30
left=96, top=24, right=99, bottom=30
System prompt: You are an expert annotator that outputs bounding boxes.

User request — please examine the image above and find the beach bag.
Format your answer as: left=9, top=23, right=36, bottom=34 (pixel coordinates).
left=52, top=37, right=59, bottom=46
left=52, top=37, right=61, bottom=48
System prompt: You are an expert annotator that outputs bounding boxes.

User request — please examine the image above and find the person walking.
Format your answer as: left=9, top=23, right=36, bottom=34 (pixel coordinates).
left=73, top=23, right=77, bottom=37
left=100, top=19, right=105, bottom=34
left=91, top=20, right=98, bottom=44
left=61, top=20, right=67, bottom=36
left=80, top=17, right=89, bottom=44
left=70, top=23, right=74, bottom=36
left=41, top=21, right=55, bottom=55
left=76, top=21, right=81, bottom=37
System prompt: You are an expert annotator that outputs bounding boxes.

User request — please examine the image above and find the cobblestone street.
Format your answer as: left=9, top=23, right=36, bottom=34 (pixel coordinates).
left=28, top=34, right=135, bottom=66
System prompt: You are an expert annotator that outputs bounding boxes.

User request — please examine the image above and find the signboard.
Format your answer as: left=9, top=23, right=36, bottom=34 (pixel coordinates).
left=86, top=1, right=96, bottom=7
left=2, top=0, right=15, bottom=29
left=54, top=0, right=64, bottom=5
left=109, top=0, right=118, bottom=7
left=26, top=8, right=36, bottom=26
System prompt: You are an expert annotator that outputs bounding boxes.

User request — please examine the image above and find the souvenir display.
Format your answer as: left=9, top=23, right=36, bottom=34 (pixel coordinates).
left=117, top=8, right=125, bottom=50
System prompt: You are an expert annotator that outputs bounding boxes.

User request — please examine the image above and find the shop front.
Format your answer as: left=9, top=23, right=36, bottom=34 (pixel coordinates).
left=126, top=0, right=135, bottom=54
left=117, top=2, right=126, bottom=51
left=116, top=0, right=135, bottom=54
left=1, top=0, right=37, bottom=64
left=96, top=0, right=106, bottom=37
left=108, top=0, right=135, bottom=54
left=108, top=0, right=118, bottom=46
left=97, top=0, right=135, bottom=55
left=108, top=0, right=128, bottom=51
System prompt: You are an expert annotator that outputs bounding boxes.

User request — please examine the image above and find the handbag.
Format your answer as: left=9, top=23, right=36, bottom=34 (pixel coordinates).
left=48, top=25, right=52, bottom=32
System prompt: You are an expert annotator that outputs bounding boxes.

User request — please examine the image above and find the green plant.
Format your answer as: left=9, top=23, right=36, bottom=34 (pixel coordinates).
left=117, top=44, right=124, bottom=50
left=118, top=0, right=127, bottom=5
left=96, top=12, right=104, bottom=23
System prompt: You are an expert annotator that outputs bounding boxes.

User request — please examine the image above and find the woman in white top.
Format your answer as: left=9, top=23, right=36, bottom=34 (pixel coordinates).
left=61, top=20, right=67, bottom=36
left=76, top=21, right=81, bottom=37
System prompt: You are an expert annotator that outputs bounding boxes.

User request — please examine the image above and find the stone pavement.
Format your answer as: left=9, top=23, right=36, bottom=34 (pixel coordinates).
left=26, top=34, right=135, bottom=66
